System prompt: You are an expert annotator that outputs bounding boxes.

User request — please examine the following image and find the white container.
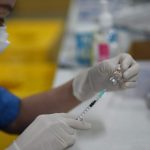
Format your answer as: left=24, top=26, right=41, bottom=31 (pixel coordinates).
left=93, top=32, right=110, bottom=64
left=92, top=0, right=120, bottom=64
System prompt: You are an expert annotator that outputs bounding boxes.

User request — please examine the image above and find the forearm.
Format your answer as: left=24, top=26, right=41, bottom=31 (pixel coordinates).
left=5, top=80, right=80, bottom=134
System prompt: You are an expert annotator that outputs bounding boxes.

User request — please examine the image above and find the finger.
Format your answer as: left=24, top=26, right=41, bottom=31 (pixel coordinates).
left=54, top=123, right=76, bottom=148
left=66, top=119, right=91, bottom=130
left=120, top=55, right=135, bottom=71
left=66, top=134, right=76, bottom=148
left=59, top=120, right=76, bottom=135
left=125, top=75, right=138, bottom=82
left=114, top=64, right=121, bottom=71
left=112, top=55, right=121, bottom=64
left=43, top=113, right=72, bottom=121
left=122, top=81, right=137, bottom=88
left=123, top=64, right=139, bottom=80
left=59, top=113, right=76, bottom=119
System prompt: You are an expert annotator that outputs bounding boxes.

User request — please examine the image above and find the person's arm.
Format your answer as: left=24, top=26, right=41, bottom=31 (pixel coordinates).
left=5, top=80, right=80, bottom=134
left=4, top=53, right=139, bottom=134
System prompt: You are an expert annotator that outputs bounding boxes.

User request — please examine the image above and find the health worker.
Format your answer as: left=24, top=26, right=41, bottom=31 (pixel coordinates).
left=0, top=0, right=139, bottom=150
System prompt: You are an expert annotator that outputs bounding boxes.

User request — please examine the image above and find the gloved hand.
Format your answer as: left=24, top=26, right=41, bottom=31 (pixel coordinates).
left=73, top=53, right=139, bottom=101
left=7, top=113, right=91, bottom=150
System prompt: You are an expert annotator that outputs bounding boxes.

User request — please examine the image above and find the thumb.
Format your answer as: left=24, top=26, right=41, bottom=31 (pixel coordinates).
left=66, top=118, right=91, bottom=130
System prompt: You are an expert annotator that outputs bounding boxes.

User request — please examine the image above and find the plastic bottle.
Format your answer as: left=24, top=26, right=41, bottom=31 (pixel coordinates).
left=74, top=24, right=96, bottom=67
left=93, top=32, right=109, bottom=64
left=92, top=0, right=119, bottom=64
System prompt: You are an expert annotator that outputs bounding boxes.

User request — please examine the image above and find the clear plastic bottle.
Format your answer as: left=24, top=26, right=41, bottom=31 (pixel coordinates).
left=92, top=0, right=119, bottom=64
left=93, top=31, right=110, bottom=64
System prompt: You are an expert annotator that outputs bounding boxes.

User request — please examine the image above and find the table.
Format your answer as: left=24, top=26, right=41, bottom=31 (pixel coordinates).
left=53, top=65, right=150, bottom=150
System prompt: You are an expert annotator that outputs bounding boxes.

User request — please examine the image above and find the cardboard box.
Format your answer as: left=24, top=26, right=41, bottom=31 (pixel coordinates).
left=129, top=41, right=150, bottom=60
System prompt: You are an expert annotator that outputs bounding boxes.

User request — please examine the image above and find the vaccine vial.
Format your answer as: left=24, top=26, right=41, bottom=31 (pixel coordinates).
left=110, top=66, right=123, bottom=86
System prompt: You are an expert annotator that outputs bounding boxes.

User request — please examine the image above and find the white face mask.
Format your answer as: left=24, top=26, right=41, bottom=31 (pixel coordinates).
left=0, top=26, right=10, bottom=52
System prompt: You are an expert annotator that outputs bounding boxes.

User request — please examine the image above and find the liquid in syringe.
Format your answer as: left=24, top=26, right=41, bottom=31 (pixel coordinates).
left=76, top=89, right=106, bottom=121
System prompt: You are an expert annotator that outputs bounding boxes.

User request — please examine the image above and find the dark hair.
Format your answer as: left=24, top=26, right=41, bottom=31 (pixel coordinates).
left=0, top=18, right=4, bottom=26
left=0, top=4, right=13, bottom=12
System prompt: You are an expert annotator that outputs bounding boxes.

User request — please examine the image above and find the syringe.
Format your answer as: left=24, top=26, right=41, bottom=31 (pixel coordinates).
left=76, top=66, right=123, bottom=121
left=76, top=89, right=106, bottom=121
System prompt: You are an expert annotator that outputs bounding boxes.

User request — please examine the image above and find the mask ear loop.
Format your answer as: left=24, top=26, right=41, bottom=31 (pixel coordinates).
left=0, top=24, right=10, bottom=52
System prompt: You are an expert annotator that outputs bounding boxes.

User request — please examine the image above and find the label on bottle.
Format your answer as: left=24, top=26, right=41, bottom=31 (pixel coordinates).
left=97, top=43, right=110, bottom=61
left=75, top=32, right=93, bottom=66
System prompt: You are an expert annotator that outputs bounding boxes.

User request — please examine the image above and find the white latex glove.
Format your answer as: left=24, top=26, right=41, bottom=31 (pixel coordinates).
left=73, top=53, right=139, bottom=101
left=7, top=113, right=91, bottom=150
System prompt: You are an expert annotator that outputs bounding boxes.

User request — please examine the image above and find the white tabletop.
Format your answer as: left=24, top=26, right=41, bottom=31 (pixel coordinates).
left=53, top=67, right=150, bottom=150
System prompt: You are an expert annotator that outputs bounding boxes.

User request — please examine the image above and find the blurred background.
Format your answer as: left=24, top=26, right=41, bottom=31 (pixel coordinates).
left=0, top=0, right=150, bottom=149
